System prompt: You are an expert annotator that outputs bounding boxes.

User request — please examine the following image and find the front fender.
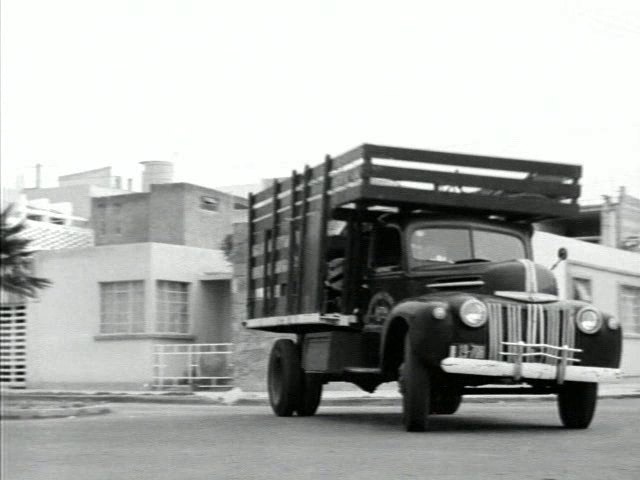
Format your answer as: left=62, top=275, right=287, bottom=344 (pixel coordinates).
left=380, top=300, right=455, bottom=374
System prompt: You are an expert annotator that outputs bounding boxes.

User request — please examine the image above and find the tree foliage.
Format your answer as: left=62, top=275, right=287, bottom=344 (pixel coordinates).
left=1, top=205, right=51, bottom=298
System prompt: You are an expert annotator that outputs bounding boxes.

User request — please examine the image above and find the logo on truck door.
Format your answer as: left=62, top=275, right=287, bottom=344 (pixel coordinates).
left=366, top=291, right=395, bottom=327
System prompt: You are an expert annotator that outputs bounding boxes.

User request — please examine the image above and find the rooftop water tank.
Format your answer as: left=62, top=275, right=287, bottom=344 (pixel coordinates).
left=140, top=161, right=174, bottom=192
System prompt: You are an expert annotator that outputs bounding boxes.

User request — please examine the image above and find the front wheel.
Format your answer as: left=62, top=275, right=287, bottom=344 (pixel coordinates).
left=557, top=381, right=598, bottom=429
left=400, top=335, right=431, bottom=432
left=267, top=339, right=302, bottom=417
left=297, top=374, right=323, bottom=416
left=431, top=388, right=462, bottom=415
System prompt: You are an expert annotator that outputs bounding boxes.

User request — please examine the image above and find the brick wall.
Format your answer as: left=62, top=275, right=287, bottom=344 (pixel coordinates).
left=92, top=183, right=239, bottom=249
left=93, top=193, right=150, bottom=245
left=181, top=184, right=235, bottom=250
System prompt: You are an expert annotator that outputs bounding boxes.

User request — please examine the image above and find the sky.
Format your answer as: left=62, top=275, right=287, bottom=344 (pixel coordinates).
left=2, top=0, right=639, bottom=202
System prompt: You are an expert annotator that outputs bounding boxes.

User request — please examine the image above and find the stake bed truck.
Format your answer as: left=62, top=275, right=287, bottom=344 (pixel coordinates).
left=244, top=144, right=622, bottom=431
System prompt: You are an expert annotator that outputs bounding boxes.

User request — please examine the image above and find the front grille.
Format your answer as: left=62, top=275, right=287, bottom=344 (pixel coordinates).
left=486, top=303, right=577, bottom=365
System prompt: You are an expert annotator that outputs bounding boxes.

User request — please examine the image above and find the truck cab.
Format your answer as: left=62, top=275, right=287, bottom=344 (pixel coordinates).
left=244, top=144, right=622, bottom=431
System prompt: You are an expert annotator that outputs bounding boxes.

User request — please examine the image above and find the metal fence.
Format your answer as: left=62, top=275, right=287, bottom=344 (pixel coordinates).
left=152, top=343, right=234, bottom=390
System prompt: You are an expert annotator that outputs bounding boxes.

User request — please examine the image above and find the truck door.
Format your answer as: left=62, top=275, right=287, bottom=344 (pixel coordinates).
left=362, top=225, right=404, bottom=365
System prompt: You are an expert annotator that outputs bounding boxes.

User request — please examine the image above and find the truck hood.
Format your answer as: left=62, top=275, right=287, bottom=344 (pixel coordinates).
left=422, top=259, right=558, bottom=302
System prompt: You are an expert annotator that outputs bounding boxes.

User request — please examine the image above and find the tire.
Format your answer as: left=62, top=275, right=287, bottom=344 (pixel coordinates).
left=297, top=374, right=323, bottom=416
left=267, top=339, right=302, bottom=417
left=400, top=335, right=431, bottom=432
left=557, top=381, right=598, bottom=429
left=430, top=388, right=462, bottom=415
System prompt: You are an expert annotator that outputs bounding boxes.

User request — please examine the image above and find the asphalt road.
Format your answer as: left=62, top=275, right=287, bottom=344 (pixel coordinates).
left=3, top=399, right=639, bottom=480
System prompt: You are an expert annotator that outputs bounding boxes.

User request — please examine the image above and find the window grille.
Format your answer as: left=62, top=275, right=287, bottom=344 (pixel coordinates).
left=0, top=304, right=27, bottom=388
left=156, top=281, right=190, bottom=334
left=99, top=281, right=145, bottom=333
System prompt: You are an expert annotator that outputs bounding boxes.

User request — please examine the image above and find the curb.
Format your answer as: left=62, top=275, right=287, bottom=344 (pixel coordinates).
left=1, top=405, right=111, bottom=420
left=2, top=393, right=216, bottom=405
left=2, top=391, right=639, bottom=408
left=234, top=392, right=640, bottom=407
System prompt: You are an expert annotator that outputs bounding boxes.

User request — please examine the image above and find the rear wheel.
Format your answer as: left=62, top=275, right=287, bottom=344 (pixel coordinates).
left=430, top=388, right=462, bottom=415
left=267, top=339, right=302, bottom=417
left=400, top=336, right=431, bottom=432
left=297, top=374, right=323, bottom=416
left=557, top=381, right=598, bottom=429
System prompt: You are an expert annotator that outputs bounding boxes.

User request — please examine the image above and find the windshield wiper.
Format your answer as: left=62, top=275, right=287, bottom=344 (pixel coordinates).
left=411, top=261, right=456, bottom=271
left=453, top=258, right=491, bottom=264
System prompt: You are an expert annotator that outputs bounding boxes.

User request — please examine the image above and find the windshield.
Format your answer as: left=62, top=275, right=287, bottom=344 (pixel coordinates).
left=410, top=227, right=526, bottom=267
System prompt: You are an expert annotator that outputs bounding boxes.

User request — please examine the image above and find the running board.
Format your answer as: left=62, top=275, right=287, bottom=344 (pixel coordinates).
left=463, top=387, right=555, bottom=395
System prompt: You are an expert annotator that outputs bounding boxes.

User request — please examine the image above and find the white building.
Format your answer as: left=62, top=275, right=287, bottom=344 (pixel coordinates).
left=533, top=231, right=640, bottom=376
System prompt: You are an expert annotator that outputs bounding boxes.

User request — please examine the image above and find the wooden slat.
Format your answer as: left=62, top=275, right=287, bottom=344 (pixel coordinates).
left=273, top=297, right=289, bottom=316
left=247, top=143, right=585, bottom=321
left=309, top=182, right=325, bottom=198
left=254, top=272, right=290, bottom=289
left=246, top=193, right=255, bottom=318
left=253, top=184, right=275, bottom=204
left=329, top=185, right=364, bottom=209
left=362, top=144, right=582, bottom=179
left=253, top=199, right=280, bottom=220
left=370, top=165, right=580, bottom=199
left=332, top=144, right=365, bottom=169
left=310, top=163, right=325, bottom=180
left=287, top=169, right=298, bottom=314
left=279, top=176, right=293, bottom=193
left=251, top=261, right=289, bottom=281
left=361, top=184, right=579, bottom=217
left=297, top=165, right=311, bottom=312
left=316, top=155, right=332, bottom=314
left=267, top=181, right=281, bottom=315
left=331, top=164, right=363, bottom=189
left=250, top=299, right=264, bottom=318
left=251, top=230, right=291, bottom=250
left=251, top=246, right=290, bottom=268
left=252, top=216, right=293, bottom=235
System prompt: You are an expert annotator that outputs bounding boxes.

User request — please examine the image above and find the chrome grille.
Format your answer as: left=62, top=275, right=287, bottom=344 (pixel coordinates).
left=487, top=302, right=576, bottom=365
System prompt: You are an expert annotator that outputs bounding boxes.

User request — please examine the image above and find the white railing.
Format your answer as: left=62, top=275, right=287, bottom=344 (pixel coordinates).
left=152, top=343, right=233, bottom=390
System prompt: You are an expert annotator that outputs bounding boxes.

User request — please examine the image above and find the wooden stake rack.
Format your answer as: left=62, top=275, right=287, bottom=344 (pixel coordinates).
left=246, top=143, right=582, bottom=324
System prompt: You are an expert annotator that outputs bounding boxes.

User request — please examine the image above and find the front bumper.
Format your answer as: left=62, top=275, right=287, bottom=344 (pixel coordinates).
left=441, top=357, right=621, bottom=383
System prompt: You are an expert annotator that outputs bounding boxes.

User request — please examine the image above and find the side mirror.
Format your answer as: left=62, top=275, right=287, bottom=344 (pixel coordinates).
left=550, top=247, right=568, bottom=271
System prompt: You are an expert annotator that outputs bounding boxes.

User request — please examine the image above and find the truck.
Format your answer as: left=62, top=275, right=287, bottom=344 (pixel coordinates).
left=243, top=143, right=622, bottom=432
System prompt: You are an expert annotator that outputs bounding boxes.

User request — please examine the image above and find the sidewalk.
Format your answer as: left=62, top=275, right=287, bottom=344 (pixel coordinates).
left=3, top=378, right=640, bottom=408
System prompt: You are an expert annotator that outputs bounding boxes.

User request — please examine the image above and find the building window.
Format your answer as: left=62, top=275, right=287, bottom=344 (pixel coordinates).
left=96, top=204, right=106, bottom=235
left=100, top=281, right=145, bottom=333
left=112, top=203, right=121, bottom=234
left=572, top=277, right=592, bottom=303
left=156, top=281, right=190, bottom=334
left=620, top=285, right=640, bottom=335
left=200, top=195, right=219, bottom=212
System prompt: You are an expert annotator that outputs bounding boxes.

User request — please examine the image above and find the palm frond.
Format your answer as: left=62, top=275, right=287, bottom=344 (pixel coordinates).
left=1, top=204, right=52, bottom=299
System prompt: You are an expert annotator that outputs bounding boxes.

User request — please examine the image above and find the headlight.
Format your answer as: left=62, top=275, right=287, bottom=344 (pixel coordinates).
left=607, top=316, right=620, bottom=330
left=576, top=307, right=602, bottom=334
left=432, top=305, right=447, bottom=319
left=459, top=298, right=487, bottom=328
